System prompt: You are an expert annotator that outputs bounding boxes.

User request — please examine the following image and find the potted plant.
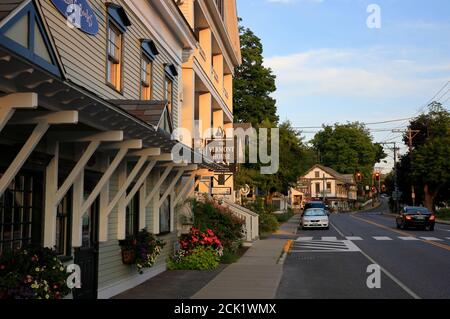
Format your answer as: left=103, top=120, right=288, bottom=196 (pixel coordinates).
left=119, top=230, right=165, bottom=274
left=0, top=247, right=70, bottom=299
left=119, top=238, right=137, bottom=265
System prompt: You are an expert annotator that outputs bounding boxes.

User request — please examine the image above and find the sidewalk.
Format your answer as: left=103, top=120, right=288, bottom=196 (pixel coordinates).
left=192, top=215, right=298, bottom=299
left=114, top=215, right=299, bottom=299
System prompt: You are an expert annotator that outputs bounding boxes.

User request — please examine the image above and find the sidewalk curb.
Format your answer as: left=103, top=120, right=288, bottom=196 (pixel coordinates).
left=277, top=240, right=293, bottom=265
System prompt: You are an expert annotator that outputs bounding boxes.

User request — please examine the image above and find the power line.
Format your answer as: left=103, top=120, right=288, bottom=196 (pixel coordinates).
left=292, top=117, right=414, bottom=129
left=380, top=80, right=450, bottom=142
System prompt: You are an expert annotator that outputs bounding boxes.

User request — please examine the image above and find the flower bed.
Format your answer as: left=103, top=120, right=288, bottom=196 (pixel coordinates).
left=0, top=247, right=70, bottom=299
left=190, top=199, right=245, bottom=253
left=119, top=230, right=165, bottom=274
left=168, top=228, right=222, bottom=270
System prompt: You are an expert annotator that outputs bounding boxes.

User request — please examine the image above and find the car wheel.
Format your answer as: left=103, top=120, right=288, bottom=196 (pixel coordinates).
left=400, top=222, right=407, bottom=230
left=396, top=222, right=400, bottom=229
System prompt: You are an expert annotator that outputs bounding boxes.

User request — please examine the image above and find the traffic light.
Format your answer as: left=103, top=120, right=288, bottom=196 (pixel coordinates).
left=381, top=184, right=386, bottom=192
left=375, top=172, right=380, bottom=181
left=356, top=172, right=362, bottom=182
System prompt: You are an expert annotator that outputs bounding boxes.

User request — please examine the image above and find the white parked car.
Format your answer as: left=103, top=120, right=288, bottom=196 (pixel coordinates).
left=301, top=208, right=330, bottom=230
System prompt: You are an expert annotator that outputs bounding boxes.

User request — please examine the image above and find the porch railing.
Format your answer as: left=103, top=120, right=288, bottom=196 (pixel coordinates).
left=222, top=199, right=259, bottom=245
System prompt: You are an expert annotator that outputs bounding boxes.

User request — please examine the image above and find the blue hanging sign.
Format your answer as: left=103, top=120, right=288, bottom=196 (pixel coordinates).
left=50, top=0, right=99, bottom=35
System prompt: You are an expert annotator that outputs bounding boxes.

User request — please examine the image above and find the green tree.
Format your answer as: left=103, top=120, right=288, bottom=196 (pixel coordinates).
left=233, top=24, right=278, bottom=126
left=311, top=123, right=387, bottom=183
left=236, top=121, right=315, bottom=203
left=406, top=103, right=450, bottom=211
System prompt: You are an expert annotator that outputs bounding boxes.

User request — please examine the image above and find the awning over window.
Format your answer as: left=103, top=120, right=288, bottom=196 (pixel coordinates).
left=106, top=2, right=131, bottom=32
left=141, top=39, right=159, bottom=60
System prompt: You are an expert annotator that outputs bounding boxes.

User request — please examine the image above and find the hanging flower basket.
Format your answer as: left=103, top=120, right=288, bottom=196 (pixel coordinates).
left=118, top=230, right=165, bottom=274
left=121, top=248, right=136, bottom=265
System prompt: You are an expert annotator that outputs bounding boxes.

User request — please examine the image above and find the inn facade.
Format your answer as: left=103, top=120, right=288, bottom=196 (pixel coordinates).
left=0, top=0, right=242, bottom=299
left=177, top=0, right=241, bottom=201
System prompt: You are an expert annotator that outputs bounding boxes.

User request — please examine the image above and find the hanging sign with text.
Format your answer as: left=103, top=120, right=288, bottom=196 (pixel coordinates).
left=50, top=0, right=99, bottom=35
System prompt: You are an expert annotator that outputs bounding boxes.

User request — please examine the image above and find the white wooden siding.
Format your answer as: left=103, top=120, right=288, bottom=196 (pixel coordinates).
left=38, top=0, right=179, bottom=127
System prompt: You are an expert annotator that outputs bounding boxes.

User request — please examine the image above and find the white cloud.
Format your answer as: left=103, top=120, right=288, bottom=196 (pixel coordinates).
left=264, top=48, right=450, bottom=99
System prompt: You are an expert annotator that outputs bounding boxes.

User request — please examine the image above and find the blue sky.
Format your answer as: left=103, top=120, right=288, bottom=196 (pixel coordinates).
left=237, top=0, right=450, bottom=171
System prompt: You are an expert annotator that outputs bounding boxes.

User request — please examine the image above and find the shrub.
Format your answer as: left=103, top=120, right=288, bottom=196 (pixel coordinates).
left=168, top=228, right=223, bottom=270
left=276, top=209, right=294, bottom=223
left=259, top=212, right=279, bottom=234
left=179, top=228, right=222, bottom=252
left=0, top=247, right=70, bottom=299
left=436, top=208, right=450, bottom=220
left=167, top=247, right=220, bottom=270
left=191, top=199, right=244, bottom=253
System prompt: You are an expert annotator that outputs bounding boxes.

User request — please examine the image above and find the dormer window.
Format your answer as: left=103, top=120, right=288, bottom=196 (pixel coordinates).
left=164, top=64, right=178, bottom=115
left=105, top=3, right=131, bottom=93
left=106, top=22, right=123, bottom=91
left=140, top=40, right=159, bottom=100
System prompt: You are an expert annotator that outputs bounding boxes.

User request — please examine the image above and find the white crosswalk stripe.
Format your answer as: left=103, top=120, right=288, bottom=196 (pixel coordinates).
left=446, top=238, right=450, bottom=240
left=296, top=237, right=313, bottom=241
left=398, top=237, right=420, bottom=241
left=373, top=236, right=393, bottom=241
left=322, top=236, right=337, bottom=241
left=345, top=236, right=363, bottom=241
left=290, top=240, right=360, bottom=253
left=420, top=237, right=443, bottom=241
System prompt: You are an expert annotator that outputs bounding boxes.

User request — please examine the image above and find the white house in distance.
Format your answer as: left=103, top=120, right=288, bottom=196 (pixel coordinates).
left=290, top=164, right=357, bottom=211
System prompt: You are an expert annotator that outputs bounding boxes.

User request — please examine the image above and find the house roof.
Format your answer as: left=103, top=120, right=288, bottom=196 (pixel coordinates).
left=108, top=100, right=168, bottom=127
left=0, top=0, right=25, bottom=22
left=233, top=123, right=253, bottom=130
left=303, top=164, right=356, bottom=185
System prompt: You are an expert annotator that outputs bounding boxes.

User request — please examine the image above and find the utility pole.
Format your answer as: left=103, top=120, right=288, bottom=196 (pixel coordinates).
left=380, top=142, right=400, bottom=212
left=392, top=128, right=420, bottom=205
left=322, top=173, right=326, bottom=202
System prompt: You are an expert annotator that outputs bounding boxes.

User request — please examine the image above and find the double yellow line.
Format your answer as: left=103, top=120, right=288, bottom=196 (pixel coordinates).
left=351, top=215, right=450, bottom=252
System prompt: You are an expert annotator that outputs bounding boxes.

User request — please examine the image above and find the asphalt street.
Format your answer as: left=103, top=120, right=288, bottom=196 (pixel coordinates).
left=276, top=201, right=450, bottom=299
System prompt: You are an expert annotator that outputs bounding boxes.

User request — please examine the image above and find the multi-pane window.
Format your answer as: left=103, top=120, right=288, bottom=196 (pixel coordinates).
left=164, top=76, right=173, bottom=115
left=0, top=174, right=41, bottom=253
left=106, top=22, right=123, bottom=91
left=140, top=55, right=153, bottom=100
left=126, top=192, right=139, bottom=237
left=55, top=194, right=71, bottom=257
left=315, top=183, right=320, bottom=195
left=159, top=194, right=170, bottom=234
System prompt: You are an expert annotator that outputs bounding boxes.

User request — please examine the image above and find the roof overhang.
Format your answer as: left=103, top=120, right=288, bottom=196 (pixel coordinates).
left=0, top=46, right=226, bottom=172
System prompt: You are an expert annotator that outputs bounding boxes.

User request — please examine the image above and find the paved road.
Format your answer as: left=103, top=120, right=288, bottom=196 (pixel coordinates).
left=277, top=201, right=450, bottom=299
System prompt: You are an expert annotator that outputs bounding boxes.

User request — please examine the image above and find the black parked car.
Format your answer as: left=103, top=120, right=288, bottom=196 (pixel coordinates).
left=304, top=201, right=326, bottom=210
left=396, top=206, right=436, bottom=231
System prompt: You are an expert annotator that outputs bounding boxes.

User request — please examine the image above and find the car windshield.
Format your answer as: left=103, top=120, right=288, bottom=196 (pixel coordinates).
left=304, top=209, right=327, bottom=217
left=405, top=207, right=430, bottom=214
left=305, top=202, right=325, bottom=209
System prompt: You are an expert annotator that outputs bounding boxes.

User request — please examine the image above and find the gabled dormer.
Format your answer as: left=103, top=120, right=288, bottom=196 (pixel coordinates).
left=0, top=0, right=62, bottom=77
